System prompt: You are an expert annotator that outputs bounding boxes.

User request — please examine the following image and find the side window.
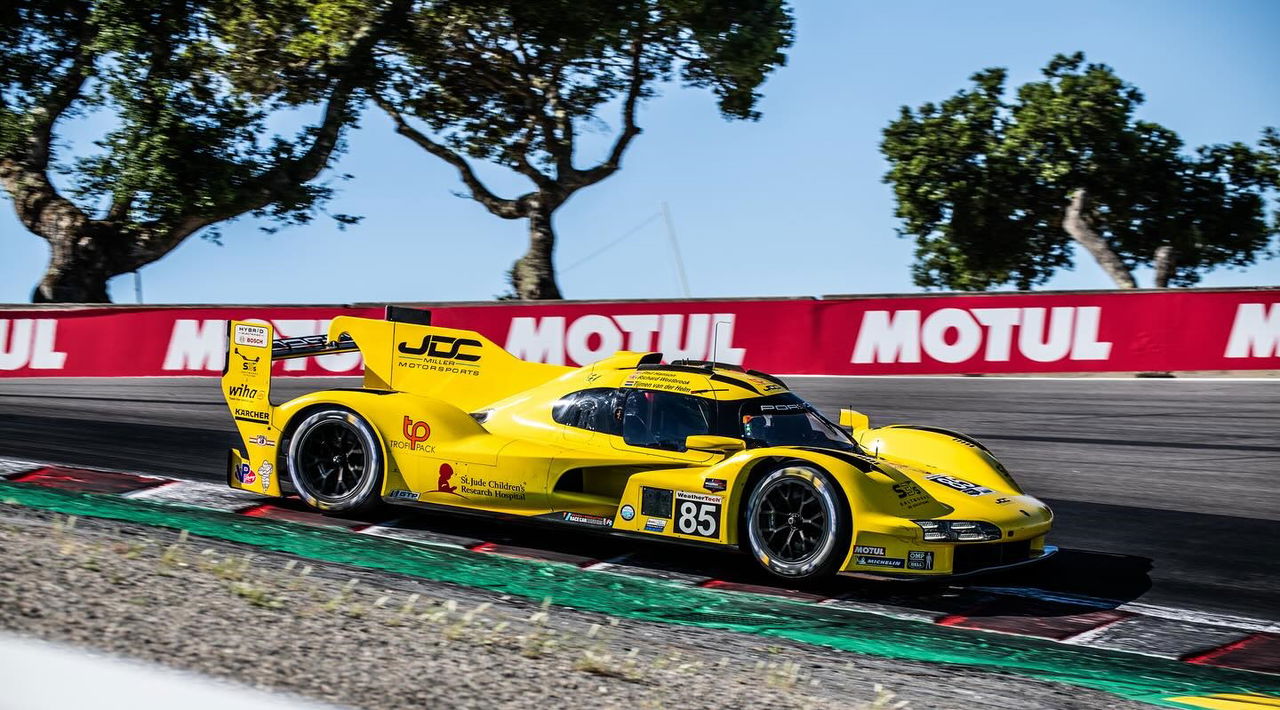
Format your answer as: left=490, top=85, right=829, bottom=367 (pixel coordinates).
left=552, top=388, right=621, bottom=435
left=621, top=390, right=712, bottom=451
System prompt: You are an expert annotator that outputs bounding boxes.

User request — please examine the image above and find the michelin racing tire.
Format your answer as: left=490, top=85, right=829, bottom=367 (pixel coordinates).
left=287, top=408, right=384, bottom=515
left=742, top=463, right=850, bottom=581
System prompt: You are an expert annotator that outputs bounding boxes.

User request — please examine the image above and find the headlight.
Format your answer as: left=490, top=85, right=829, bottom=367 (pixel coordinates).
left=912, top=520, right=1001, bottom=542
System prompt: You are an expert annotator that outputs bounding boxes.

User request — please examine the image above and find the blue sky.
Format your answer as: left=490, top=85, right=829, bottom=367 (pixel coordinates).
left=2, top=0, right=1278, bottom=304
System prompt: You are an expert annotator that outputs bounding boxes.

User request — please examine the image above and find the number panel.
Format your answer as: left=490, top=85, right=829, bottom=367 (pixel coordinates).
left=674, top=492, right=722, bottom=539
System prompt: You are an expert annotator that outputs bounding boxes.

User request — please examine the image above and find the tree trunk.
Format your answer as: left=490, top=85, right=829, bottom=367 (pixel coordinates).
left=1153, top=245, right=1176, bottom=288
left=1062, top=188, right=1137, bottom=289
left=511, top=205, right=563, bottom=300
left=31, top=224, right=127, bottom=303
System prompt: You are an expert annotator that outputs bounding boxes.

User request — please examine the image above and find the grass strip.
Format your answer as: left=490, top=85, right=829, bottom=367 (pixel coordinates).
left=3, top=480, right=1277, bottom=708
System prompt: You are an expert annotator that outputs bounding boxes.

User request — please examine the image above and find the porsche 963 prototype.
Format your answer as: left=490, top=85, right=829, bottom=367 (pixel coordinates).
left=223, top=307, right=1054, bottom=581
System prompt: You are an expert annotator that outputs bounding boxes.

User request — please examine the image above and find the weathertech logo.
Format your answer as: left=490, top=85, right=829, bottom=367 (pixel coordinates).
left=504, top=313, right=746, bottom=366
left=851, top=307, right=1113, bottom=364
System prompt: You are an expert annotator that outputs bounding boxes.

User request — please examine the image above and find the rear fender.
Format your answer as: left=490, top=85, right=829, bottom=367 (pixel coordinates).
left=274, top=390, right=491, bottom=501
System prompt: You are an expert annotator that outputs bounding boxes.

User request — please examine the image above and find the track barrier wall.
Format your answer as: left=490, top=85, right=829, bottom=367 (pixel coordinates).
left=0, top=288, right=1278, bottom=377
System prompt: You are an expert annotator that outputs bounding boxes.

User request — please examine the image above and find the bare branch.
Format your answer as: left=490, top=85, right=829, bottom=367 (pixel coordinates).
left=568, top=38, right=646, bottom=192
left=375, top=95, right=526, bottom=219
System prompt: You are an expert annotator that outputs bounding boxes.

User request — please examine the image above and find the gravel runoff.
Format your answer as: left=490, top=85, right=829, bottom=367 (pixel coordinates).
left=0, top=505, right=1146, bottom=710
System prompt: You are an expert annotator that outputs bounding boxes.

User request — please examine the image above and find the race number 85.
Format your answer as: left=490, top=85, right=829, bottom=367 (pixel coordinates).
left=676, top=499, right=721, bottom=538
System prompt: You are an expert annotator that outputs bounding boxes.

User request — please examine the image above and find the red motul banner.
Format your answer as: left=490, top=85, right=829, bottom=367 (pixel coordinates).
left=0, top=289, right=1277, bottom=377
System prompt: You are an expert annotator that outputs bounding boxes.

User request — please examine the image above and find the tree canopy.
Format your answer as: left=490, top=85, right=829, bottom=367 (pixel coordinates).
left=371, top=0, right=795, bottom=299
left=0, top=0, right=405, bottom=301
left=881, top=52, right=1280, bottom=290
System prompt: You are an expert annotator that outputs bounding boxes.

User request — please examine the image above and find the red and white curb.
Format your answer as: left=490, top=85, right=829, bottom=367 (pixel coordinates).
left=3, top=459, right=1277, bottom=676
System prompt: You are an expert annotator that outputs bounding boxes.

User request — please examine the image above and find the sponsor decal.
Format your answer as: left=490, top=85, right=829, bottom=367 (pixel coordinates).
left=585, top=372, right=601, bottom=383
left=434, top=463, right=461, bottom=495
left=398, top=334, right=482, bottom=361
left=925, top=474, right=995, bottom=497
left=257, top=462, right=272, bottom=492
left=703, top=478, right=727, bottom=493
left=674, top=491, right=722, bottom=539
left=906, top=550, right=936, bottom=573
left=389, top=489, right=419, bottom=501
left=233, top=324, right=269, bottom=348
left=505, top=313, right=746, bottom=367
left=233, top=408, right=269, bottom=424
left=857, top=555, right=905, bottom=569
left=233, top=348, right=261, bottom=374
left=619, top=504, right=635, bottom=521
left=0, top=319, right=67, bottom=371
left=994, top=497, right=1011, bottom=504
left=851, top=306, right=1113, bottom=365
left=674, top=491, right=720, bottom=504
left=853, top=545, right=886, bottom=556
left=235, top=463, right=255, bottom=485
left=563, top=512, right=613, bottom=527
left=397, top=416, right=432, bottom=451
left=450, top=468, right=527, bottom=501
left=396, top=335, right=482, bottom=376
left=907, top=550, right=934, bottom=570
left=644, top=518, right=666, bottom=533
left=249, top=435, right=275, bottom=447
left=890, top=480, right=931, bottom=509
left=226, top=383, right=262, bottom=401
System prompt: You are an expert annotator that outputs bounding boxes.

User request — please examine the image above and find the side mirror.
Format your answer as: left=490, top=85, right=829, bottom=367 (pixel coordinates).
left=684, top=435, right=747, bottom=454
left=839, top=408, right=870, bottom=433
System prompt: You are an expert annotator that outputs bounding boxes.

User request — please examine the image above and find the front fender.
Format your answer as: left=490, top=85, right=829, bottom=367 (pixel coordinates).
left=856, top=426, right=1022, bottom=494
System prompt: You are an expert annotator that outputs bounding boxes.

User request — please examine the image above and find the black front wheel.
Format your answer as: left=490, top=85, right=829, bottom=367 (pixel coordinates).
left=287, top=408, right=384, bottom=514
left=742, top=463, right=850, bottom=581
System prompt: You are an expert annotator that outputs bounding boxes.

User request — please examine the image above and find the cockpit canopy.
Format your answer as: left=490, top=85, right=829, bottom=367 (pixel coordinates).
left=553, top=388, right=856, bottom=452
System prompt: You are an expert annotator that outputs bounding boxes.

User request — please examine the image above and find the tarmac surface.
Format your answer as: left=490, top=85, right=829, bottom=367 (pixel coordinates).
left=0, top=375, right=1276, bottom=621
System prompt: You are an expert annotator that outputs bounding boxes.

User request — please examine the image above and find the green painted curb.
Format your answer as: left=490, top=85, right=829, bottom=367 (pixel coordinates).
left=3, top=481, right=1277, bottom=708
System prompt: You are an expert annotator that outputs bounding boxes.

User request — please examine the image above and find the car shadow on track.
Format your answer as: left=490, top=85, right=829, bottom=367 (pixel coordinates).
left=264, top=497, right=1154, bottom=620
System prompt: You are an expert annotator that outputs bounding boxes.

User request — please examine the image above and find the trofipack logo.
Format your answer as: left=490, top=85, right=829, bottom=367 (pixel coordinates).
left=851, top=306, right=1113, bottom=365
left=504, top=313, right=746, bottom=366
left=402, top=416, right=431, bottom=450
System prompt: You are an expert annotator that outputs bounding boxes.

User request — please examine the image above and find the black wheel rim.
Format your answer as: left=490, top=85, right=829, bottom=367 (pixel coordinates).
left=755, top=479, right=827, bottom=562
left=298, top=421, right=367, bottom=499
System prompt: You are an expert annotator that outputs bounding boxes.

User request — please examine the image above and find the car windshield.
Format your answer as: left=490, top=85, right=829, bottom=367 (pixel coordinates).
left=732, top=395, right=859, bottom=451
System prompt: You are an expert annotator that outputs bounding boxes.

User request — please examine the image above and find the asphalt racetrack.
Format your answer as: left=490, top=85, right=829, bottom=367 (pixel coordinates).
left=1, top=376, right=1276, bottom=622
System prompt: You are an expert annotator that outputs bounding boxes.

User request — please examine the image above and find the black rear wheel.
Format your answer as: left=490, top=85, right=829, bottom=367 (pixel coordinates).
left=287, top=408, right=383, bottom=514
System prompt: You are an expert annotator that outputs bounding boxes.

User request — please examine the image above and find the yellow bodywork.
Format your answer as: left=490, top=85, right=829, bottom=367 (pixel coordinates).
left=223, top=313, right=1054, bottom=577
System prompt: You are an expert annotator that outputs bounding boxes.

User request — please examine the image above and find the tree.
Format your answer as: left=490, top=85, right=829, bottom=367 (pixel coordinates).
left=372, top=0, right=794, bottom=299
left=881, top=53, right=1280, bottom=291
left=0, top=0, right=406, bottom=302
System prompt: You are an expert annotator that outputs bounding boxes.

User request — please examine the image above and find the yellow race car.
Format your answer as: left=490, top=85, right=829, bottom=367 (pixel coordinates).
left=223, top=307, right=1054, bottom=582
